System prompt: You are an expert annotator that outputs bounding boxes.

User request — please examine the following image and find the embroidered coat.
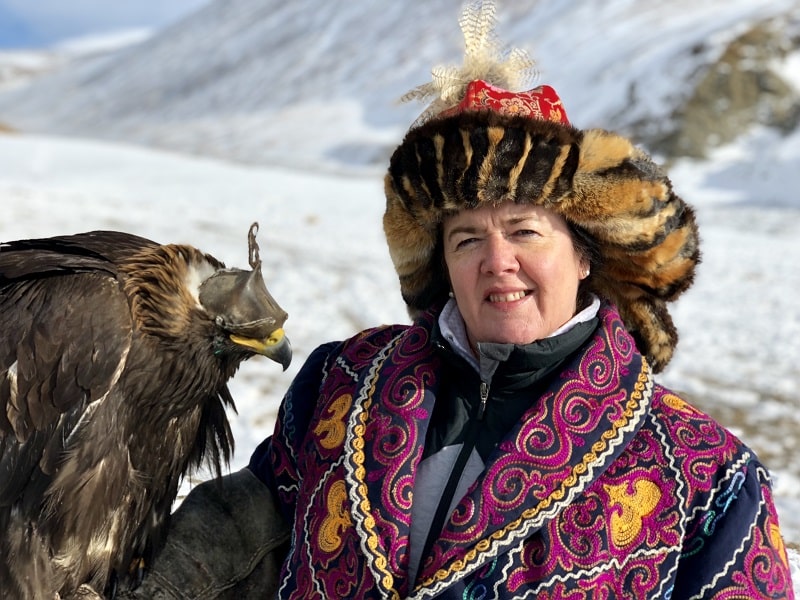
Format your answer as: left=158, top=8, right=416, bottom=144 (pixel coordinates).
left=250, top=305, right=794, bottom=599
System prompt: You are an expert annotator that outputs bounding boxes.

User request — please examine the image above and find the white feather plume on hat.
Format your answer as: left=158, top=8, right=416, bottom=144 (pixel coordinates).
left=401, top=0, right=537, bottom=123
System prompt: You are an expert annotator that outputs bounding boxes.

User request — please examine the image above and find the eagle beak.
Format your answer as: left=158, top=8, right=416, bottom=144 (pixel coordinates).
left=229, top=328, right=292, bottom=370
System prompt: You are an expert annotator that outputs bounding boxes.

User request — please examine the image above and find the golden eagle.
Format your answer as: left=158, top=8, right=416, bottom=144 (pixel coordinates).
left=0, top=223, right=291, bottom=599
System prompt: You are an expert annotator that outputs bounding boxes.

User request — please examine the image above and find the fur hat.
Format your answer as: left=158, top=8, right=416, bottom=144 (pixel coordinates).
left=383, top=1, right=700, bottom=372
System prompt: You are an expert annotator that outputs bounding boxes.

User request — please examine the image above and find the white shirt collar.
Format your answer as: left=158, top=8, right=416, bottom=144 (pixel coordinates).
left=438, top=295, right=602, bottom=369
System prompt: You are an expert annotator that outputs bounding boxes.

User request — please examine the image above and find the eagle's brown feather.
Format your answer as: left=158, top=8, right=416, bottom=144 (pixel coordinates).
left=0, top=227, right=290, bottom=599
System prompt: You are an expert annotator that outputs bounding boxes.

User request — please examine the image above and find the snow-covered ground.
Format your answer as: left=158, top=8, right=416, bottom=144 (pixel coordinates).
left=0, top=131, right=798, bottom=590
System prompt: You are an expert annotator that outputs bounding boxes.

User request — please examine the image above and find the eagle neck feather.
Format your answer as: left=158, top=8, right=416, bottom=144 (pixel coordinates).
left=120, top=244, right=224, bottom=341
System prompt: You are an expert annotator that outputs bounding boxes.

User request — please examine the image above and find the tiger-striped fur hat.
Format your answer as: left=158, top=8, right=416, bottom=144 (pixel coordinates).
left=383, top=2, right=700, bottom=372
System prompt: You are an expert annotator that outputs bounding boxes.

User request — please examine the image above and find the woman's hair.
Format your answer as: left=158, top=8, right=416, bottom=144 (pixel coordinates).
left=569, top=222, right=601, bottom=310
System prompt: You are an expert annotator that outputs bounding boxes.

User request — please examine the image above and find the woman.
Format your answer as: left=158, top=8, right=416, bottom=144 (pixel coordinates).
left=246, top=76, right=793, bottom=596
left=123, top=4, right=795, bottom=599
left=244, top=0, right=793, bottom=591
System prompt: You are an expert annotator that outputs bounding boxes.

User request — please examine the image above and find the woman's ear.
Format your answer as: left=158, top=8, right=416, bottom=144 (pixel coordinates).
left=578, top=255, right=591, bottom=280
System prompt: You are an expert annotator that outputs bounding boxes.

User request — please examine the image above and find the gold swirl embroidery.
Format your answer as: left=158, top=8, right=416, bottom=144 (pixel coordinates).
left=769, top=520, right=789, bottom=567
left=662, top=393, right=693, bottom=413
left=348, top=339, right=400, bottom=597
left=604, top=478, right=662, bottom=548
left=314, top=393, right=352, bottom=449
left=318, top=480, right=352, bottom=554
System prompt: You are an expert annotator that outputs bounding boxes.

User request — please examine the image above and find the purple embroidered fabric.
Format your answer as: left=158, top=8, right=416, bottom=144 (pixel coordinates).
left=261, top=304, right=794, bottom=599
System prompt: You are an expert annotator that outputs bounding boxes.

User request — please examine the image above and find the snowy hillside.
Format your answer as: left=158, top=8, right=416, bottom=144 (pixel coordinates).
left=0, top=0, right=798, bottom=172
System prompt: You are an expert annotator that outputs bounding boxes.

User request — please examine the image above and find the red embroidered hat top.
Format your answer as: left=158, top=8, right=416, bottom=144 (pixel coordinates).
left=440, top=79, right=570, bottom=124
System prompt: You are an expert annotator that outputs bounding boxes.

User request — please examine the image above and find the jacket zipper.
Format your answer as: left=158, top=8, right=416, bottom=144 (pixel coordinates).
left=419, top=378, right=489, bottom=567
left=477, top=381, right=489, bottom=420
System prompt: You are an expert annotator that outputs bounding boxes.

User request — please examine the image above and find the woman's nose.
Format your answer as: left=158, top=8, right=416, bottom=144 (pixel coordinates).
left=481, top=235, right=518, bottom=274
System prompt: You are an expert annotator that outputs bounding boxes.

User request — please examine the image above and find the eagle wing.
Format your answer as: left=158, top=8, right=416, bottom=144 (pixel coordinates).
left=0, top=231, right=153, bottom=510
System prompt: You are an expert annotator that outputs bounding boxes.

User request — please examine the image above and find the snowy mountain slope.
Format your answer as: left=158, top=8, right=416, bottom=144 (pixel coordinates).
left=0, top=0, right=797, bottom=171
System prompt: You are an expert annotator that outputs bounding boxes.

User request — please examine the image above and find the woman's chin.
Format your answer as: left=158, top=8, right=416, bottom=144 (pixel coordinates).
left=474, top=325, right=546, bottom=347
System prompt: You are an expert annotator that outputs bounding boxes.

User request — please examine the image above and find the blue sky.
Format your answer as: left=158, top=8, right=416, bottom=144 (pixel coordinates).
left=0, top=0, right=210, bottom=49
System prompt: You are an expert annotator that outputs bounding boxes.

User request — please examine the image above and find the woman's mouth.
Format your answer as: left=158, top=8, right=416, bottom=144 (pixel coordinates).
left=488, top=290, right=528, bottom=303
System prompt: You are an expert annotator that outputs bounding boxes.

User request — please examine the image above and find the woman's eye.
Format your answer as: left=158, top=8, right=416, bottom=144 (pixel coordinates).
left=513, top=229, right=538, bottom=238
left=454, top=237, right=479, bottom=250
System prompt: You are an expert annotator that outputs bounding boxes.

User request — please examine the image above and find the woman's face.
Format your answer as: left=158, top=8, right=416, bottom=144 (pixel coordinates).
left=443, top=201, right=589, bottom=351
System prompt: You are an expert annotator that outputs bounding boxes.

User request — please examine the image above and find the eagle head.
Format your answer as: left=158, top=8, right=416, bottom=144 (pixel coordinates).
left=199, top=262, right=292, bottom=370
left=120, top=223, right=292, bottom=369
left=196, top=223, right=292, bottom=370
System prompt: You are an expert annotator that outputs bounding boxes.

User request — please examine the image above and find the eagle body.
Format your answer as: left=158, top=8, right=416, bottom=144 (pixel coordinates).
left=0, top=228, right=290, bottom=599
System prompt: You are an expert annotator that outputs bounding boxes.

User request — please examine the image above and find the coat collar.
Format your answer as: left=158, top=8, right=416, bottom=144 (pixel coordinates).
left=437, top=295, right=602, bottom=373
